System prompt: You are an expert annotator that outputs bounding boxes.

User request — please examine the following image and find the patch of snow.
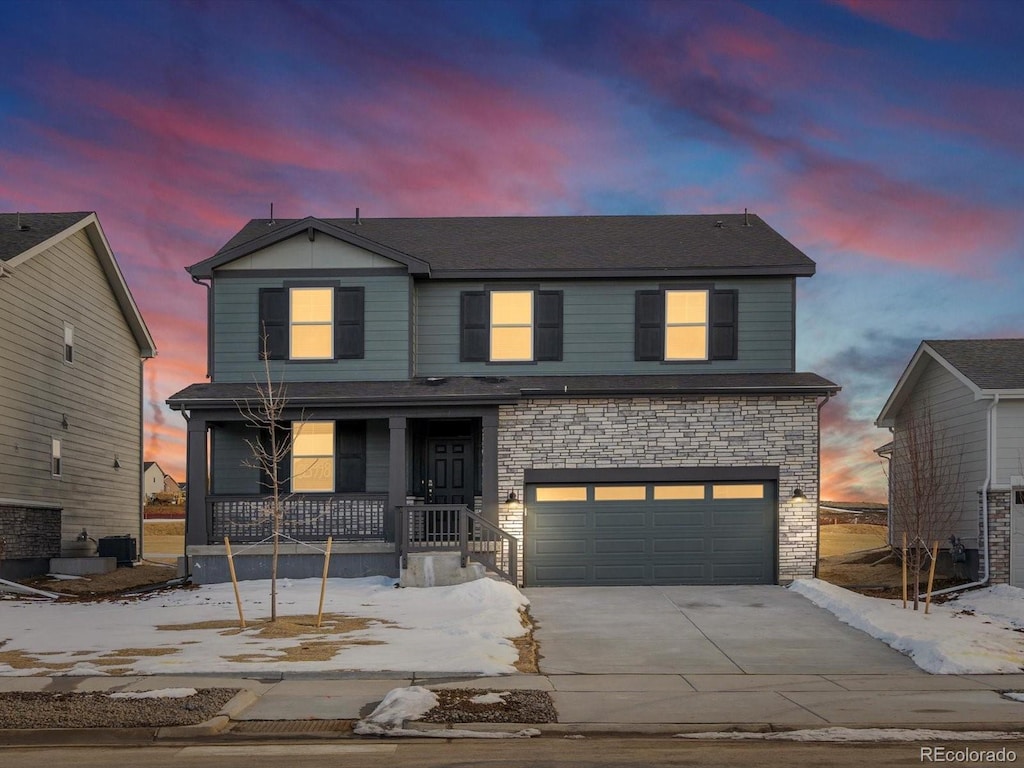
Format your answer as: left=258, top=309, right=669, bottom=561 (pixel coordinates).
left=0, top=576, right=529, bottom=676
left=676, top=728, right=1024, bottom=742
left=469, top=691, right=509, bottom=705
left=44, top=573, right=85, bottom=581
left=1004, top=692, right=1024, bottom=703
left=108, top=688, right=197, bottom=699
left=789, top=579, right=1024, bottom=674
left=356, top=685, right=438, bottom=732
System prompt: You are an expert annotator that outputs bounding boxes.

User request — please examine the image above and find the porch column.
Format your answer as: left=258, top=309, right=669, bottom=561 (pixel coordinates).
left=482, top=410, right=499, bottom=526
left=184, top=415, right=208, bottom=547
left=387, top=416, right=407, bottom=542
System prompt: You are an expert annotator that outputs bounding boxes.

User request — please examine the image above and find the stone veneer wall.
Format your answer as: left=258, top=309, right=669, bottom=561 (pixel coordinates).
left=497, top=395, right=821, bottom=585
left=0, top=504, right=62, bottom=561
left=979, top=490, right=1011, bottom=584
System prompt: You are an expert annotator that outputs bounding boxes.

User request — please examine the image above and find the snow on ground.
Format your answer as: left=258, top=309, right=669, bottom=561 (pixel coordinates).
left=0, top=576, right=529, bottom=676
left=108, top=688, right=198, bottom=699
left=676, top=728, right=1024, bottom=742
left=790, top=579, right=1024, bottom=674
left=354, top=685, right=539, bottom=739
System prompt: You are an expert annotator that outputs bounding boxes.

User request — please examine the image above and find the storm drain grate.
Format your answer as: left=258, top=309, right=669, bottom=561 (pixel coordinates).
left=230, top=720, right=352, bottom=734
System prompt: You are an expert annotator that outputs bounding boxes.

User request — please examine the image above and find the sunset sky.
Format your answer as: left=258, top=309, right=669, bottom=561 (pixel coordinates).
left=3, top=0, right=1023, bottom=501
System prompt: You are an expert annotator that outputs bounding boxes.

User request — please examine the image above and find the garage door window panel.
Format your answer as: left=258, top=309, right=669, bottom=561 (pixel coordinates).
left=593, top=485, right=647, bottom=501
left=712, top=484, right=765, bottom=499
left=534, top=486, right=588, bottom=502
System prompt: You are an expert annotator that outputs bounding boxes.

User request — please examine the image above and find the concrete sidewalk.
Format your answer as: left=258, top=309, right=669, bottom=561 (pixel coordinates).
left=2, top=671, right=1024, bottom=744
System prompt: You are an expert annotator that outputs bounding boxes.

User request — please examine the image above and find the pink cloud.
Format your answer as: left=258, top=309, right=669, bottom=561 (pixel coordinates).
left=820, top=400, right=888, bottom=502
left=830, top=0, right=964, bottom=40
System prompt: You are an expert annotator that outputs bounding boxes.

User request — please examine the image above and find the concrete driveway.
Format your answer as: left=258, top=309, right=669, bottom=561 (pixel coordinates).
left=524, top=585, right=922, bottom=676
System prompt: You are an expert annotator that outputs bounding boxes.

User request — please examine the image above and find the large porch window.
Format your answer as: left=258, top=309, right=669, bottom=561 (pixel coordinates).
left=292, top=420, right=335, bottom=492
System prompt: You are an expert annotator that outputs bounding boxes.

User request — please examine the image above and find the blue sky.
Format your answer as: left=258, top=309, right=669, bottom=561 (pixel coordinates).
left=3, top=0, right=1023, bottom=498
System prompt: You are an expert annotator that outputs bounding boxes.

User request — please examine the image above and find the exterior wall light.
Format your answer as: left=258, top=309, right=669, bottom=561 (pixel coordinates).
left=113, top=455, right=121, bottom=469
left=505, top=490, right=519, bottom=504
left=792, top=487, right=806, bottom=500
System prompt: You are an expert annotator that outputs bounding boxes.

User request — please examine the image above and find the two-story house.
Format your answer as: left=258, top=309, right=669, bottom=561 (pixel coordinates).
left=167, top=214, right=838, bottom=586
left=0, top=212, right=156, bottom=579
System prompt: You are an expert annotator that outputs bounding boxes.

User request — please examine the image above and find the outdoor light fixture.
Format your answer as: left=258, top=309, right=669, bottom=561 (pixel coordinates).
left=505, top=490, right=519, bottom=504
left=792, top=487, right=806, bottom=500
left=61, top=414, right=69, bottom=429
left=113, top=455, right=121, bottom=469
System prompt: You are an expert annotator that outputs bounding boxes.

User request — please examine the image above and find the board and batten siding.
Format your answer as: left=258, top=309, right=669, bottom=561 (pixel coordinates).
left=0, top=228, right=143, bottom=548
left=892, top=357, right=990, bottom=546
left=211, top=274, right=411, bottom=383
left=995, top=400, right=1024, bottom=486
left=414, top=278, right=794, bottom=377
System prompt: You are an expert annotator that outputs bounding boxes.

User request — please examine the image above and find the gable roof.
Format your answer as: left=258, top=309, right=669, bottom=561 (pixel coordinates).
left=0, top=212, right=156, bottom=358
left=190, top=213, right=817, bottom=279
left=876, top=339, right=1024, bottom=426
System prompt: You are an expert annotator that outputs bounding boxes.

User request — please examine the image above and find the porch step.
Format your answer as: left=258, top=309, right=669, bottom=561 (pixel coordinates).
left=400, top=552, right=486, bottom=588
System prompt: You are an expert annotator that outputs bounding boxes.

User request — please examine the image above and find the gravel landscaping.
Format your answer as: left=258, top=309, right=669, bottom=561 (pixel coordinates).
left=0, top=688, right=239, bottom=729
left=421, top=688, right=557, bottom=724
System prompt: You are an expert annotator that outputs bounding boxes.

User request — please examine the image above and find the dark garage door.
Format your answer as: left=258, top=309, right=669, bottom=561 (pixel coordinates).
left=524, top=481, right=776, bottom=586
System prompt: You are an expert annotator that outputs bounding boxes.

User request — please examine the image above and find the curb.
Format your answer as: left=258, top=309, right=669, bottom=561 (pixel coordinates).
left=156, top=689, right=260, bottom=739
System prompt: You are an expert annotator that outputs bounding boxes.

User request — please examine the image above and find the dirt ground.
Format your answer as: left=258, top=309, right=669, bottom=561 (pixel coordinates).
left=143, top=519, right=184, bottom=560
left=24, top=563, right=181, bottom=598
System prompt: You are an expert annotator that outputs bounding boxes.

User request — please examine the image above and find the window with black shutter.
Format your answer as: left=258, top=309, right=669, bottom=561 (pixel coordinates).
left=334, top=287, right=365, bottom=359
left=258, top=288, right=288, bottom=359
left=635, top=287, right=738, bottom=362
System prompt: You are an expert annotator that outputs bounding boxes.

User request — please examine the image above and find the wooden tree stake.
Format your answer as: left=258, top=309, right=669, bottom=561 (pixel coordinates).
left=316, top=537, right=333, bottom=629
left=901, top=531, right=908, bottom=609
left=924, top=540, right=940, bottom=615
left=225, top=536, right=246, bottom=629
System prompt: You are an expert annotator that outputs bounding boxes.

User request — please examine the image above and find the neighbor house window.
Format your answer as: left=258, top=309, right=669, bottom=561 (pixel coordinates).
left=290, top=287, right=333, bottom=360
left=292, top=421, right=334, bottom=492
left=490, top=291, right=533, bottom=361
left=51, top=438, right=62, bottom=477
left=63, top=322, right=74, bottom=363
left=664, top=290, right=708, bottom=361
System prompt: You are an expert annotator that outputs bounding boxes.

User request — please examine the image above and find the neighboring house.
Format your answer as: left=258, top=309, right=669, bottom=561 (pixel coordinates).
left=876, top=340, right=1024, bottom=588
left=0, top=212, right=156, bottom=579
left=167, top=214, right=838, bottom=586
left=144, top=461, right=167, bottom=501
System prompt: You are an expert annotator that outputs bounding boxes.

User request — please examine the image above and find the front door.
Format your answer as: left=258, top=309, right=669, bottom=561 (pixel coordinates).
left=427, top=438, right=473, bottom=506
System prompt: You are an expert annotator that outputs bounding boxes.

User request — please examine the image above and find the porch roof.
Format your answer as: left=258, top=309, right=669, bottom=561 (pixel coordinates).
left=167, top=372, right=839, bottom=410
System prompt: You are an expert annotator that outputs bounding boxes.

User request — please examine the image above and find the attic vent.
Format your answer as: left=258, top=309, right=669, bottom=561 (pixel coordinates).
left=16, top=212, right=29, bottom=231
left=714, top=220, right=724, bottom=228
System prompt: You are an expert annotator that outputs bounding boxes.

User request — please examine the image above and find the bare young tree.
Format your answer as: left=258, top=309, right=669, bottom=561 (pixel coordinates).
left=237, top=335, right=291, bottom=622
left=886, top=404, right=966, bottom=610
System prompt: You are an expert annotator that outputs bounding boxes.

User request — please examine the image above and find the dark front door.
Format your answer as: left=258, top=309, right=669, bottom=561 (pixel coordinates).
left=427, top=438, right=473, bottom=507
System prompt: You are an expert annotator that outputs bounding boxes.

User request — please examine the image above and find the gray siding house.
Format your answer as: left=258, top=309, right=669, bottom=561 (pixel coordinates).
left=877, top=340, right=1024, bottom=588
left=168, top=214, right=839, bottom=586
left=0, top=212, right=156, bottom=579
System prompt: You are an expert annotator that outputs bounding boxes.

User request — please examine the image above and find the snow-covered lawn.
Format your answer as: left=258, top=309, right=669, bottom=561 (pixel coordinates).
left=0, top=576, right=528, bottom=676
left=790, top=579, right=1024, bottom=674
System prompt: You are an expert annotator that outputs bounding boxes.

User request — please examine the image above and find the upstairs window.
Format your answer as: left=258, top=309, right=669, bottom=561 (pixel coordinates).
left=491, top=291, right=533, bottom=361
left=291, top=421, right=334, bottom=492
left=636, top=288, right=737, bottom=362
left=460, top=290, right=563, bottom=363
left=290, top=287, right=333, bottom=359
left=63, top=322, right=74, bottom=364
left=259, top=286, right=364, bottom=361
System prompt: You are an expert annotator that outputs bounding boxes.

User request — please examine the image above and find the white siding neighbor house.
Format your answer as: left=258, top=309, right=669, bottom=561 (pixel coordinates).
left=877, top=339, right=1024, bottom=588
left=0, top=212, right=156, bottom=579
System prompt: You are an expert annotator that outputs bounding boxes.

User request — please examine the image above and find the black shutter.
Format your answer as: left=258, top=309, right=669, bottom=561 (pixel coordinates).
left=336, top=421, right=366, bottom=493
left=460, top=291, right=489, bottom=362
left=710, top=289, right=738, bottom=360
left=258, top=288, right=288, bottom=360
left=335, top=287, right=365, bottom=359
left=635, top=290, right=664, bottom=361
left=534, top=290, right=563, bottom=361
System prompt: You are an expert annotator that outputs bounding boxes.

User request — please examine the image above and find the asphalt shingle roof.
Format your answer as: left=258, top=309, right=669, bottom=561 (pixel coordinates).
left=203, top=213, right=816, bottom=276
left=0, top=212, right=92, bottom=261
left=926, top=339, right=1024, bottom=391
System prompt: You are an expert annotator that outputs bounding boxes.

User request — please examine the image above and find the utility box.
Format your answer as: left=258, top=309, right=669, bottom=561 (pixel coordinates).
left=97, top=535, right=137, bottom=567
